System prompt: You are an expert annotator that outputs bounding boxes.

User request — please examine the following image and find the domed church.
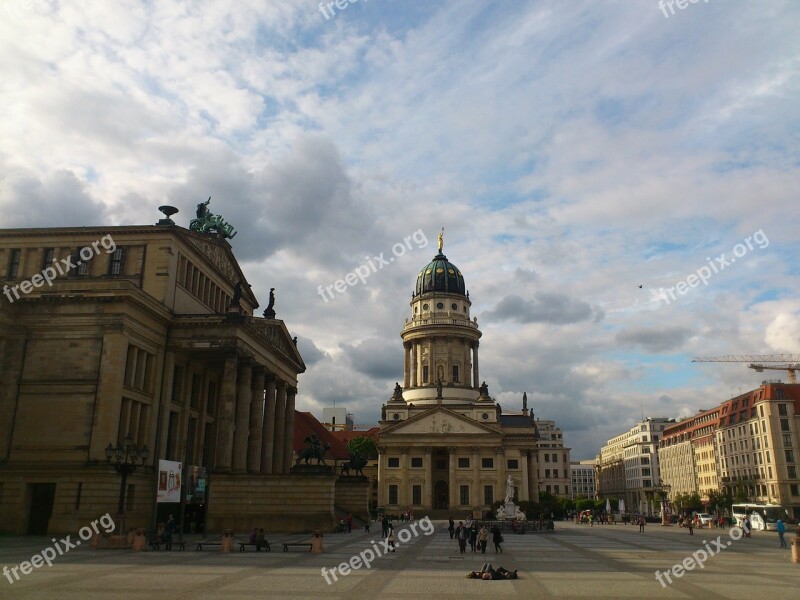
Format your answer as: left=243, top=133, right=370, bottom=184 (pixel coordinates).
left=376, top=233, right=543, bottom=514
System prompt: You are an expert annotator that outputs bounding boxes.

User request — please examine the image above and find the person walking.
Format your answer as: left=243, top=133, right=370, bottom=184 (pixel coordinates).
left=164, top=514, right=176, bottom=550
left=347, top=514, right=353, bottom=533
left=491, top=524, right=503, bottom=554
left=381, top=515, right=389, bottom=539
left=743, top=516, right=751, bottom=538
left=469, top=523, right=478, bottom=552
left=776, top=519, right=787, bottom=547
left=456, top=521, right=467, bottom=554
left=687, top=517, right=693, bottom=536
left=478, top=524, right=489, bottom=554
left=387, top=525, right=396, bottom=552
left=448, top=517, right=455, bottom=539
left=638, top=515, right=645, bottom=533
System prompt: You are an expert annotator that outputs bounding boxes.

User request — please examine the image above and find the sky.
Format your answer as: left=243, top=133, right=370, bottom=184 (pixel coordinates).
left=1, top=0, right=799, bottom=460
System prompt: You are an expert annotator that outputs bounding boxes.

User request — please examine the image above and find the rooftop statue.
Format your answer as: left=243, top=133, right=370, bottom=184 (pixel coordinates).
left=190, top=197, right=237, bottom=239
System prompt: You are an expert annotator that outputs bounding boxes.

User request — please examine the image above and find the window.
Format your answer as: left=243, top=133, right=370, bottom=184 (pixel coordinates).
left=7, top=249, right=21, bottom=278
left=554, top=485, right=560, bottom=495
left=643, top=479, right=652, bottom=488
left=791, top=484, right=799, bottom=496
left=481, top=458, right=493, bottom=469
left=41, top=248, right=55, bottom=270
left=545, top=469, right=551, bottom=478
left=507, top=459, right=519, bottom=470
left=545, top=454, right=550, bottom=462
left=388, top=485, right=398, bottom=505
left=411, top=457, right=423, bottom=468
left=460, top=485, right=470, bottom=506
left=108, top=247, right=125, bottom=275
left=387, top=457, right=399, bottom=468
left=72, top=248, right=91, bottom=276
left=458, top=457, right=469, bottom=468
left=778, top=403, right=788, bottom=416
left=452, top=366, right=459, bottom=382
left=780, top=419, right=790, bottom=432
left=412, top=485, right=422, bottom=505
left=786, top=451, right=795, bottom=464
left=642, top=468, right=651, bottom=476
left=641, top=457, right=650, bottom=465
left=788, top=466, right=797, bottom=479
left=422, top=366, right=429, bottom=383
left=783, top=434, right=793, bottom=447
left=484, top=485, right=493, bottom=505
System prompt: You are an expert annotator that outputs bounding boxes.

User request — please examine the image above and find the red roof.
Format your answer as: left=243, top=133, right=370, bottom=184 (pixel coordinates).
left=293, top=411, right=350, bottom=460
left=329, top=428, right=380, bottom=446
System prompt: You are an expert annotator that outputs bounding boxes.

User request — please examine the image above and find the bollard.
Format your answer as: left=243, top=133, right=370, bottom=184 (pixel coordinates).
left=792, top=537, right=799, bottom=564
left=132, top=528, right=146, bottom=552
left=221, top=529, right=233, bottom=552
left=311, top=530, right=324, bottom=554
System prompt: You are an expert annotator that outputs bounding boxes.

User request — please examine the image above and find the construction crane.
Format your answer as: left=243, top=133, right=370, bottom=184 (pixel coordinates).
left=692, top=354, right=800, bottom=384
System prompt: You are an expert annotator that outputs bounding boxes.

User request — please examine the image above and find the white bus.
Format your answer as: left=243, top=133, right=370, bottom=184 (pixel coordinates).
left=731, top=503, right=789, bottom=531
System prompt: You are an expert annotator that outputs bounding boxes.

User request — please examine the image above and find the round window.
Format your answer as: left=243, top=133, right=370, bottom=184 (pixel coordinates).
left=482, top=413, right=489, bottom=420
left=436, top=268, right=444, bottom=273
left=436, top=302, right=444, bottom=309
left=393, top=413, right=400, bottom=420
left=451, top=303, right=458, bottom=310
left=422, top=303, right=429, bottom=310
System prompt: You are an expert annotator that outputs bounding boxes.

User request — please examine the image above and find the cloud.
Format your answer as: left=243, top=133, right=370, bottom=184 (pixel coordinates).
left=484, top=292, right=603, bottom=324
left=615, top=327, right=692, bottom=354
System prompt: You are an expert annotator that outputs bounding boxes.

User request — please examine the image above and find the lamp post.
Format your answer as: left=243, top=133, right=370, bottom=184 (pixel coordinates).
left=105, top=435, right=149, bottom=535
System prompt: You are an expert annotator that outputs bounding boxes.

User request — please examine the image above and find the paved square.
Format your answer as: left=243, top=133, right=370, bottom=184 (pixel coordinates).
left=1, top=521, right=797, bottom=599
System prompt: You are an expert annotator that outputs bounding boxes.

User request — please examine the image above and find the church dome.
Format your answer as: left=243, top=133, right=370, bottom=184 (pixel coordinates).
left=415, top=252, right=466, bottom=297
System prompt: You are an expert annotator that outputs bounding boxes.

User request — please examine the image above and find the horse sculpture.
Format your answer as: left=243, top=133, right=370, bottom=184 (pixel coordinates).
left=340, top=454, right=368, bottom=476
left=295, top=441, right=331, bottom=465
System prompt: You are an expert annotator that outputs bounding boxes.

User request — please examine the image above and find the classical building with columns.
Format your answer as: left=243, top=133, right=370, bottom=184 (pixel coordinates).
left=0, top=212, right=318, bottom=534
left=376, top=240, right=542, bottom=515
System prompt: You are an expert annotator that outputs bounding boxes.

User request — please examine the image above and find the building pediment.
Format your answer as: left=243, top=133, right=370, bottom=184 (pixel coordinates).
left=249, top=319, right=306, bottom=372
left=381, top=406, right=499, bottom=436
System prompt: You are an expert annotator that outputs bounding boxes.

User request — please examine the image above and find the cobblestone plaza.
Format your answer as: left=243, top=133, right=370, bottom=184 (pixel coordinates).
left=1, top=521, right=796, bottom=599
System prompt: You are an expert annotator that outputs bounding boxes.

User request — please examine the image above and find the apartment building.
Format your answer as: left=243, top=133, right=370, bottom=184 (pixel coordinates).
left=570, top=460, right=597, bottom=499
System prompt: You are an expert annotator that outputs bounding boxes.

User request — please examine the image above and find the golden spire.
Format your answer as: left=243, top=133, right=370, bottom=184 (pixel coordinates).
left=438, top=227, right=444, bottom=253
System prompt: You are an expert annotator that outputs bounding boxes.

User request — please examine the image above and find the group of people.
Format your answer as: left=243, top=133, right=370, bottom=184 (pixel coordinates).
left=449, top=518, right=503, bottom=554
left=467, top=563, right=518, bottom=580
left=379, top=515, right=396, bottom=551
left=247, top=527, right=269, bottom=550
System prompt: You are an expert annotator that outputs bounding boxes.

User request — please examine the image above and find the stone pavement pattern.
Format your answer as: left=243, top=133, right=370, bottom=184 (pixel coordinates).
left=0, top=521, right=797, bottom=599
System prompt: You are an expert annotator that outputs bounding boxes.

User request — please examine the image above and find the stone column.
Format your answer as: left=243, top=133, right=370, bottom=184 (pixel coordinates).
left=520, top=452, right=529, bottom=502
left=472, top=342, right=480, bottom=389
left=271, top=380, right=287, bottom=474
left=247, top=368, right=265, bottom=473
left=414, top=343, right=421, bottom=386
left=377, top=446, right=386, bottom=507
left=423, top=447, right=432, bottom=509
left=214, top=356, right=238, bottom=471
left=232, top=362, right=252, bottom=472
left=403, top=343, right=410, bottom=388
left=260, top=375, right=276, bottom=474
left=495, top=446, right=506, bottom=504
left=283, top=386, right=297, bottom=473
left=399, top=446, right=410, bottom=507
left=527, top=450, right=538, bottom=498
left=471, top=446, right=481, bottom=509
left=448, top=446, right=457, bottom=510
left=464, top=343, right=471, bottom=387
left=426, top=340, right=433, bottom=385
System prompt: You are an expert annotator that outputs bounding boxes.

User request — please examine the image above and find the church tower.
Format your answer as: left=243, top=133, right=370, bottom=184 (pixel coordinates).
left=377, top=231, right=541, bottom=514
left=399, top=231, right=487, bottom=406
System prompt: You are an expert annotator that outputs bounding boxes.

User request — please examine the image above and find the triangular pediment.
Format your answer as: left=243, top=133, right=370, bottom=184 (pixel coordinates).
left=382, top=406, right=499, bottom=436
left=179, top=229, right=257, bottom=306
left=249, top=318, right=306, bottom=372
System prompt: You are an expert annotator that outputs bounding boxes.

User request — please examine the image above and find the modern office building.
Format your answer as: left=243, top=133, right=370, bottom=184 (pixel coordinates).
left=570, top=459, right=597, bottom=499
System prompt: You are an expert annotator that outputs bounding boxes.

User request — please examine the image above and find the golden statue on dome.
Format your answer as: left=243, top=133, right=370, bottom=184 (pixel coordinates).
left=438, top=227, right=444, bottom=253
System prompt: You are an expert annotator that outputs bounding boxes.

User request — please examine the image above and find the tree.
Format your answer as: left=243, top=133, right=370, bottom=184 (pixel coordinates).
left=346, top=436, right=378, bottom=459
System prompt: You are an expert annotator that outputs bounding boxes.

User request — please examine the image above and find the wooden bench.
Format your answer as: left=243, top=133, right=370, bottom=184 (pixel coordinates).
left=282, top=542, right=312, bottom=552
left=239, top=541, right=271, bottom=552
left=195, top=541, right=222, bottom=551
left=149, top=534, right=185, bottom=551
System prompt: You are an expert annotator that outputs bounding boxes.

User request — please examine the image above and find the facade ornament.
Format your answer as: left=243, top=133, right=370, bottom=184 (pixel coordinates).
left=263, top=288, right=276, bottom=318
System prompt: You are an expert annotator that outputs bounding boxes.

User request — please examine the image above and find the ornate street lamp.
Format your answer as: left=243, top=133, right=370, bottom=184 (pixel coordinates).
left=105, top=435, right=149, bottom=534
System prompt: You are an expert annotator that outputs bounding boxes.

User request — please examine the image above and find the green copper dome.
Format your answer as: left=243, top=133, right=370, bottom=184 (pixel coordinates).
left=415, top=253, right=466, bottom=297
